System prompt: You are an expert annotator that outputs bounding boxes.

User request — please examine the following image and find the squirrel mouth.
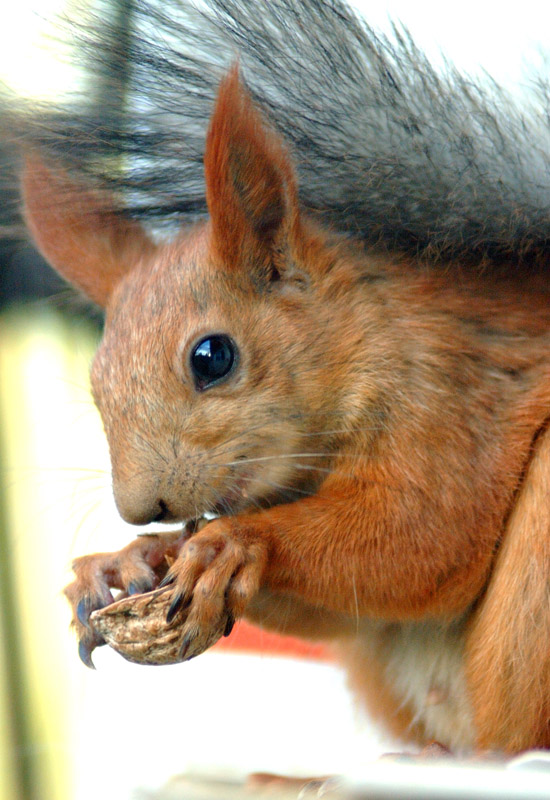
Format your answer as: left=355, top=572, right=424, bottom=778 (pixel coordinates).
left=212, top=474, right=253, bottom=516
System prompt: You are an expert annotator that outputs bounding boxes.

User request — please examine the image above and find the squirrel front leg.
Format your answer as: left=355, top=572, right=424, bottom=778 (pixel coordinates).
left=162, top=463, right=497, bottom=656
left=466, top=421, right=550, bottom=752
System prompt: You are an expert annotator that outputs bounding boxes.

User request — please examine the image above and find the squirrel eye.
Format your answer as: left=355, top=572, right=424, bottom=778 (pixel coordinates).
left=190, top=334, right=237, bottom=390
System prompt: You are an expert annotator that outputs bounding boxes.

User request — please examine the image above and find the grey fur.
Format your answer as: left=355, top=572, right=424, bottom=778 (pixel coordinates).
left=4, top=0, right=550, bottom=266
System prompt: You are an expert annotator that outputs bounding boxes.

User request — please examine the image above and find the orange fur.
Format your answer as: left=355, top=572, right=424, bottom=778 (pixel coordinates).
left=21, top=157, right=156, bottom=306
left=205, top=67, right=300, bottom=270
left=23, top=69, right=550, bottom=752
left=466, top=422, right=550, bottom=751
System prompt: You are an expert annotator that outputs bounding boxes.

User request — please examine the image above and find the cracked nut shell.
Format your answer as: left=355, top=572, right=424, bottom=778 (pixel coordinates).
left=90, top=586, right=227, bottom=666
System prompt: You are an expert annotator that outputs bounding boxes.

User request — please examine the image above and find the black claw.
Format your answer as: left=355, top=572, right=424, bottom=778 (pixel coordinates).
left=76, top=598, right=92, bottom=629
left=159, top=572, right=175, bottom=589
left=223, top=613, right=235, bottom=638
left=78, top=639, right=96, bottom=670
left=128, top=579, right=152, bottom=596
left=179, top=635, right=192, bottom=661
left=166, top=592, right=188, bottom=624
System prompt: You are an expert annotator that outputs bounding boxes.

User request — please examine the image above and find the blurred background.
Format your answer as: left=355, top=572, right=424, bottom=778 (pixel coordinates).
left=1, top=1, right=549, bottom=798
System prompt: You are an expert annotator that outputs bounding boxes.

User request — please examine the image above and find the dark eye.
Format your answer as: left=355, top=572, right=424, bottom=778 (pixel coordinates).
left=190, top=334, right=237, bottom=390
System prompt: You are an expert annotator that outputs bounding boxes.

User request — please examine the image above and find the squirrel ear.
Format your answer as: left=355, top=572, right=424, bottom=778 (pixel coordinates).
left=204, top=66, right=299, bottom=276
left=22, top=157, right=156, bottom=307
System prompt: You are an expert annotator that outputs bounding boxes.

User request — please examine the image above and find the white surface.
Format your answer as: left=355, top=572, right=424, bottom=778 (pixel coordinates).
left=72, top=649, right=388, bottom=799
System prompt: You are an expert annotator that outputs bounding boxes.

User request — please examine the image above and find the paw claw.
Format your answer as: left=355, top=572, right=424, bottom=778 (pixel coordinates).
left=128, top=579, right=153, bottom=596
left=78, top=639, right=96, bottom=670
left=166, top=591, right=189, bottom=624
left=76, top=598, right=92, bottom=629
left=224, top=613, right=235, bottom=638
left=179, top=634, right=192, bottom=661
left=159, top=572, right=175, bottom=589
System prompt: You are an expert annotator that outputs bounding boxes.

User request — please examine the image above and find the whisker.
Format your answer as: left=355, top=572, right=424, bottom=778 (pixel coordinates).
left=54, top=377, right=95, bottom=393
left=10, top=466, right=109, bottom=475
left=299, top=427, right=383, bottom=437
left=239, top=473, right=313, bottom=498
left=124, top=463, right=169, bottom=486
left=134, top=432, right=169, bottom=465
left=207, top=412, right=386, bottom=460
left=286, top=464, right=335, bottom=475
left=220, top=457, right=335, bottom=476
left=351, top=575, right=360, bottom=636
left=223, top=453, right=330, bottom=466
left=221, top=449, right=401, bottom=467
left=208, top=420, right=279, bottom=459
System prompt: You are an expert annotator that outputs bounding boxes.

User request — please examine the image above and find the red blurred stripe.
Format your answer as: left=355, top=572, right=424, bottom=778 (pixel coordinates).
left=214, top=620, right=332, bottom=661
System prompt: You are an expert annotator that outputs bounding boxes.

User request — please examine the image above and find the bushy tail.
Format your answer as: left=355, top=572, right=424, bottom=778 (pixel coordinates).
left=4, top=0, right=550, bottom=267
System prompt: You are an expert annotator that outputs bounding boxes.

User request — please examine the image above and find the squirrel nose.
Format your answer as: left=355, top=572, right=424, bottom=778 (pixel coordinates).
left=115, top=489, right=176, bottom=526
left=112, top=469, right=188, bottom=525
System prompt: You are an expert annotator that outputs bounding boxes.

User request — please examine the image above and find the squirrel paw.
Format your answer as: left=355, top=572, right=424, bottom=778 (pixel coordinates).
left=64, top=530, right=187, bottom=667
left=159, top=519, right=268, bottom=660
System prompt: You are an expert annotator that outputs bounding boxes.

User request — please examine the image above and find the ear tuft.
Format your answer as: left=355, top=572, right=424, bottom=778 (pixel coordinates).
left=204, top=66, right=299, bottom=271
left=22, top=157, right=155, bottom=307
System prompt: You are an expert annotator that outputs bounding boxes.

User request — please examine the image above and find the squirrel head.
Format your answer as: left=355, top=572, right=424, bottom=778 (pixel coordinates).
left=22, top=67, right=376, bottom=524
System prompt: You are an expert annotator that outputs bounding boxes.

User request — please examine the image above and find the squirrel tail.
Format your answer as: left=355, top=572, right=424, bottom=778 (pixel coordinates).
left=5, top=0, right=550, bottom=268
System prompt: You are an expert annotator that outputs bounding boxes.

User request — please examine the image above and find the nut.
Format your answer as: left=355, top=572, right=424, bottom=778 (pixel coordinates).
left=90, top=587, right=227, bottom=665
left=89, top=517, right=226, bottom=665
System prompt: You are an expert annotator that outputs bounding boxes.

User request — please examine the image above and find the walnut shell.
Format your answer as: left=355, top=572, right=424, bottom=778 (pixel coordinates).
left=90, top=587, right=226, bottom=666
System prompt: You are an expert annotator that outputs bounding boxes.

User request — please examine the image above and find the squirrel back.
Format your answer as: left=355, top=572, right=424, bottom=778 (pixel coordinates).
left=6, top=0, right=550, bottom=270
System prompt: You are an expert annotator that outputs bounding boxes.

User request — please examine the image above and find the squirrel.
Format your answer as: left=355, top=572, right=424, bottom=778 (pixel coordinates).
left=13, top=0, right=550, bottom=756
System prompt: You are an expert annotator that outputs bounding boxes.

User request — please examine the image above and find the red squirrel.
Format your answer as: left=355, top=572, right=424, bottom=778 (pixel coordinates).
left=17, top=3, right=550, bottom=756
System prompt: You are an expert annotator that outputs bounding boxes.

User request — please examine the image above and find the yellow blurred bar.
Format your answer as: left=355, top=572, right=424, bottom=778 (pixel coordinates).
left=0, top=307, right=102, bottom=800
left=0, top=610, right=17, bottom=800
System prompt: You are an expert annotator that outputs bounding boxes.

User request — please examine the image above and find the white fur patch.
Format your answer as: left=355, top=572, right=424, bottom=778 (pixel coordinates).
left=350, top=615, right=475, bottom=751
